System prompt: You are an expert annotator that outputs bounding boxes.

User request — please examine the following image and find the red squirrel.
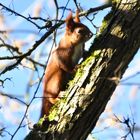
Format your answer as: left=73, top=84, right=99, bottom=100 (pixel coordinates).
left=41, top=11, right=93, bottom=118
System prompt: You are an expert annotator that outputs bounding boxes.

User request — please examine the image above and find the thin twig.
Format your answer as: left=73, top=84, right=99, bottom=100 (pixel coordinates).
left=0, top=3, right=42, bottom=29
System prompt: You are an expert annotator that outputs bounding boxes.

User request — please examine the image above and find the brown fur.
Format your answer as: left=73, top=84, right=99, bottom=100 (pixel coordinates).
left=41, top=11, right=93, bottom=117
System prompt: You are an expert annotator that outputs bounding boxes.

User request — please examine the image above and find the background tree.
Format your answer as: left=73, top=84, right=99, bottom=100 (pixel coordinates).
left=0, top=0, right=140, bottom=140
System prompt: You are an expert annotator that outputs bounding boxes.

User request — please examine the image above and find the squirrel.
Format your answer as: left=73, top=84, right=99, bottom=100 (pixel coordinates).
left=41, top=11, right=93, bottom=118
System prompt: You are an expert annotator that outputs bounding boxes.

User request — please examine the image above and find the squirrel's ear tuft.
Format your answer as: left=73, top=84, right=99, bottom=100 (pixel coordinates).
left=74, top=9, right=80, bottom=23
left=65, top=11, right=75, bottom=31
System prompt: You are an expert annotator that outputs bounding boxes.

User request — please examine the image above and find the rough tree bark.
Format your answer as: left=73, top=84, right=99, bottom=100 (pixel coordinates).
left=25, top=0, right=140, bottom=139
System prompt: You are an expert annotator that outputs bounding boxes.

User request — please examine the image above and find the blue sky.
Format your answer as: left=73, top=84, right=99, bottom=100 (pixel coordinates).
left=0, top=0, right=140, bottom=140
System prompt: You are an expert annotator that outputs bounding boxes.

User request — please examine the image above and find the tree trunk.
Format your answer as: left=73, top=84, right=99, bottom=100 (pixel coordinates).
left=25, top=0, right=140, bottom=139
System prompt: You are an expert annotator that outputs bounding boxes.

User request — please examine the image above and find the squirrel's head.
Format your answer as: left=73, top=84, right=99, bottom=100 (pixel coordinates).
left=65, top=10, right=93, bottom=45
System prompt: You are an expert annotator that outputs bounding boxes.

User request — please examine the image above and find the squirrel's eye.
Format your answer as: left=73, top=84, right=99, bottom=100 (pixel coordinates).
left=77, top=29, right=83, bottom=34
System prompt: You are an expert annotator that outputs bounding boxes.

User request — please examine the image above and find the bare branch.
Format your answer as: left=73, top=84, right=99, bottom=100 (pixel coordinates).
left=73, top=0, right=79, bottom=9
left=114, top=115, right=135, bottom=140
left=0, top=78, right=12, bottom=87
left=0, top=92, right=27, bottom=106
left=0, top=3, right=43, bottom=29
left=10, top=71, right=45, bottom=140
